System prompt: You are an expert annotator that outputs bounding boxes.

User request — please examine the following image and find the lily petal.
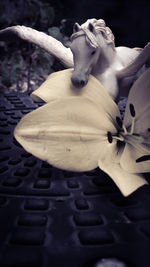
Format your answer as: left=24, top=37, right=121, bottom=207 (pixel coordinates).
left=120, top=68, right=150, bottom=173
left=98, top=157, right=148, bottom=196
left=124, top=67, right=150, bottom=133
left=120, top=142, right=150, bottom=173
left=14, top=96, right=116, bottom=172
left=31, top=69, right=121, bottom=128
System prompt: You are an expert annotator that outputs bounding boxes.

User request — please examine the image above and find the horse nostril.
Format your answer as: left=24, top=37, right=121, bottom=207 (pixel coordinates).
left=71, top=74, right=87, bottom=88
left=80, top=80, right=86, bottom=87
left=71, top=76, right=78, bottom=87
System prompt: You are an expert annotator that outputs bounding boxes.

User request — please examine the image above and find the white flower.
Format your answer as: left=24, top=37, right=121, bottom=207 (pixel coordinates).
left=14, top=68, right=150, bottom=196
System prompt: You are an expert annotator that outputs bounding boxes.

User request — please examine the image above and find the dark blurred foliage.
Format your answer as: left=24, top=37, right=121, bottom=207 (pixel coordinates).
left=0, top=0, right=150, bottom=92
left=0, top=0, right=54, bottom=29
left=0, top=0, right=64, bottom=92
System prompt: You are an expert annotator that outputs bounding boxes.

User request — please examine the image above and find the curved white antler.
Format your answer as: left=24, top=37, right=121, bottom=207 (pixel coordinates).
left=0, top=25, right=73, bottom=68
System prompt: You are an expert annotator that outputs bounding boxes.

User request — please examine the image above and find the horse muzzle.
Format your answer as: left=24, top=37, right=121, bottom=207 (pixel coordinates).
left=71, top=72, right=88, bottom=88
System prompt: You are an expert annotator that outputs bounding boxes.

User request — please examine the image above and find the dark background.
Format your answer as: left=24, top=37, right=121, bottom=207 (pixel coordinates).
left=1, top=0, right=150, bottom=47
left=52, top=0, right=150, bottom=48
left=0, top=0, right=150, bottom=92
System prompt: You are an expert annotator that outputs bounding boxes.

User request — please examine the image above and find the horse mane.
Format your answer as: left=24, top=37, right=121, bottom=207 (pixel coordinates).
left=71, top=18, right=115, bottom=49
left=71, top=28, right=99, bottom=48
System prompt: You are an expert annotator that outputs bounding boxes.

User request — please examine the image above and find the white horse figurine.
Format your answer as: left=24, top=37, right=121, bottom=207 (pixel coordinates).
left=65, top=19, right=149, bottom=101
left=0, top=18, right=150, bottom=100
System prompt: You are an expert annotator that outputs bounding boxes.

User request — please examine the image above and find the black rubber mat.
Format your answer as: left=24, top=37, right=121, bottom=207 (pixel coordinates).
left=0, top=92, right=150, bottom=267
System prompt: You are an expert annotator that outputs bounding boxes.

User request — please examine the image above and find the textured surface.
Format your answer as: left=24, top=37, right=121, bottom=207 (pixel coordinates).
left=0, top=93, right=150, bottom=267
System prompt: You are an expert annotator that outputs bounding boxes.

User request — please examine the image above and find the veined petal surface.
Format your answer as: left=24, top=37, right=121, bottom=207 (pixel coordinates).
left=98, top=158, right=147, bottom=196
left=124, top=68, right=150, bottom=133
left=121, top=68, right=150, bottom=173
left=120, top=142, right=150, bottom=173
left=31, top=69, right=121, bottom=128
left=14, top=96, right=116, bottom=172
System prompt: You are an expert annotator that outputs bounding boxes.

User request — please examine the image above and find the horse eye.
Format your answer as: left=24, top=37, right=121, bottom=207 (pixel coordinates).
left=91, top=51, right=96, bottom=55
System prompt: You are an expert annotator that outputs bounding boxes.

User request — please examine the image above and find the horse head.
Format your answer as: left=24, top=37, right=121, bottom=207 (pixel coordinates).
left=65, top=19, right=115, bottom=88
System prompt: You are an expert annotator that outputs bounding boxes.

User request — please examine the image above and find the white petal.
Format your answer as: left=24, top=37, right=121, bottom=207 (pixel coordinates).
left=98, top=157, right=148, bottom=196
left=15, top=96, right=115, bottom=172
left=121, top=68, right=150, bottom=173
left=120, top=142, right=150, bottom=173
left=124, top=68, right=150, bottom=133
left=31, top=69, right=74, bottom=102
left=31, top=69, right=120, bottom=127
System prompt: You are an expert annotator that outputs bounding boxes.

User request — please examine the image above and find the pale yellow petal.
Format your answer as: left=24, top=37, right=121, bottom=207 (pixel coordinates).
left=120, top=142, right=150, bottom=173
left=124, top=68, right=150, bottom=133
left=31, top=69, right=121, bottom=127
left=98, top=158, right=148, bottom=196
left=31, top=69, right=74, bottom=102
left=14, top=96, right=115, bottom=172
left=121, top=68, right=150, bottom=174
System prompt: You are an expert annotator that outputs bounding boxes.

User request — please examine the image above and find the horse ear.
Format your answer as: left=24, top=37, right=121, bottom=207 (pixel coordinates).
left=88, top=23, right=94, bottom=33
left=73, top=23, right=80, bottom=33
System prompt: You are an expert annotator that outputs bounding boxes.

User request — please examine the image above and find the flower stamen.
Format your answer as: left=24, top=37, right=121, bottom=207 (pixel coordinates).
left=113, top=136, right=125, bottom=142
left=107, top=131, right=124, bottom=143
left=129, top=103, right=136, bottom=117
left=122, top=124, right=128, bottom=135
left=129, top=103, right=136, bottom=135
left=116, top=116, right=122, bottom=128
left=107, top=131, right=113, bottom=143
left=116, top=116, right=127, bottom=135
left=108, top=103, right=138, bottom=144
left=136, top=155, right=150, bottom=163
left=130, top=117, right=135, bottom=135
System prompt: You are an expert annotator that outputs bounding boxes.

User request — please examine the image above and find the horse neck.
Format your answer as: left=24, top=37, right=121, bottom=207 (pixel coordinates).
left=91, top=40, right=116, bottom=76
